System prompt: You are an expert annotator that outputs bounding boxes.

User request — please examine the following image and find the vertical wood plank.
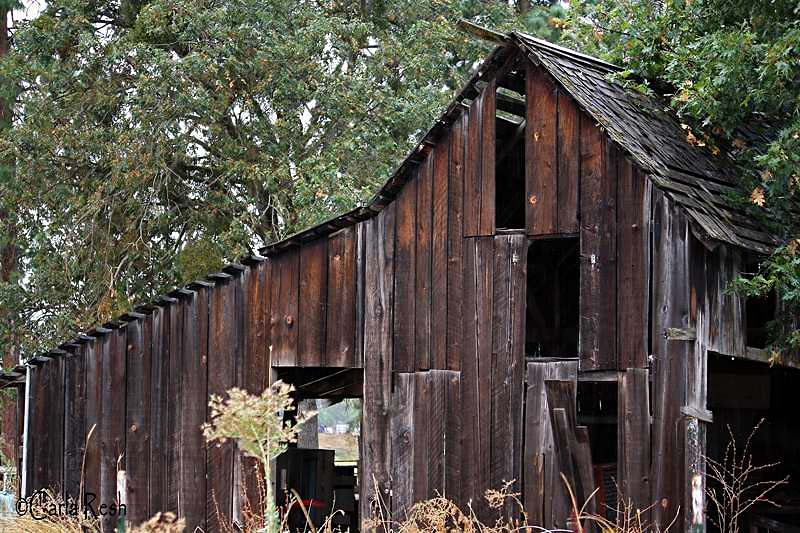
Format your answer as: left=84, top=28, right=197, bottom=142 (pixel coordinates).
left=271, top=249, right=300, bottom=366
left=490, top=237, right=512, bottom=493
left=415, top=154, right=433, bottom=370
left=149, top=307, right=167, bottom=515
left=550, top=408, right=580, bottom=513
left=431, top=135, right=449, bottom=370
left=231, top=270, right=246, bottom=524
left=22, top=367, right=35, bottom=495
left=446, top=115, right=465, bottom=371
left=523, top=363, right=546, bottom=527
left=574, top=426, right=597, bottom=519
left=427, top=370, right=447, bottom=498
left=102, top=327, right=127, bottom=532
left=64, top=342, right=87, bottom=502
left=49, top=356, right=65, bottom=495
left=687, top=235, right=709, bottom=532
left=580, top=121, right=617, bottom=370
left=461, top=237, right=494, bottom=517
left=412, top=372, right=430, bottom=501
left=464, top=97, right=482, bottom=237
left=242, top=261, right=269, bottom=517
left=393, top=174, right=416, bottom=372
left=684, top=417, right=706, bottom=532
left=125, top=316, right=151, bottom=526
left=490, top=234, right=526, bottom=510
left=390, top=372, right=415, bottom=521
left=28, top=364, right=41, bottom=491
left=360, top=204, right=395, bottom=528
left=299, top=238, right=327, bottom=366
left=443, top=370, right=462, bottom=506
left=557, top=91, right=580, bottom=234
left=326, top=228, right=358, bottom=367
left=208, top=281, right=236, bottom=530
left=29, top=365, right=46, bottom=492
left=181, top=290, right=208, bottom=530
left=268, top=256, right=281, bottom=369
left=355, top=224, right=366, bottom=367
left=479, top=78, right=496, bottom=236
left=166, top=302, right=183, bottom=516
left=618, top=368, right=651, bottom=521
left=617, top=160, right=648, bottom=368
left=546, top=379, right=591, bottom=526
left=526, top=63, right=558, bottom=235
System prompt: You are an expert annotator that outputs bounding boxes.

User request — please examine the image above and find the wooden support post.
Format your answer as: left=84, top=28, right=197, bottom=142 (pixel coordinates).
left=361, top=205, right=395, bottom=528
left=650, top=190, right=691, bottom=530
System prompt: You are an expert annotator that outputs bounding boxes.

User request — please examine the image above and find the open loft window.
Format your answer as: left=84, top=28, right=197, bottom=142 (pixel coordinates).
left=526, top=237, right=579, bottom=358
left=494, top=61, right=527, bottom=230
left=743, top=254, right=777, bottom=349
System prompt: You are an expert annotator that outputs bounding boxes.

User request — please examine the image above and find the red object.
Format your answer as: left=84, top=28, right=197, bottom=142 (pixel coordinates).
left=299, top=499, right=325, bottom=509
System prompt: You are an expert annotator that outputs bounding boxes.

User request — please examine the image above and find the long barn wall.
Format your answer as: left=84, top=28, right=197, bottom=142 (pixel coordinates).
left=25, top=262, right=271, bottom=532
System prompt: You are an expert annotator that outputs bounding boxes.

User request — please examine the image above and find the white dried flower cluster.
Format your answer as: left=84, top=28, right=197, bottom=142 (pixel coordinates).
left=201, top=380, right=316, bottom=463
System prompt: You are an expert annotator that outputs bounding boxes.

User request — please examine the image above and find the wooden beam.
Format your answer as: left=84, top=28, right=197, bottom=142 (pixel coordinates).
left=456, top=19, right=509, bottom=44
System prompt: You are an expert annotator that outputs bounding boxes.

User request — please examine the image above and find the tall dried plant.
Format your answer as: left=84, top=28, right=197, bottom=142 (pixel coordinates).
left=202, top=381, right=315, bottom=533
left=705, top=418, right=789, bottom=533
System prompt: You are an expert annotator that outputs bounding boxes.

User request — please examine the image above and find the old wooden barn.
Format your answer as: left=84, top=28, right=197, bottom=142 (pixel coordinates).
left=4, top=30, right=798, bottom=532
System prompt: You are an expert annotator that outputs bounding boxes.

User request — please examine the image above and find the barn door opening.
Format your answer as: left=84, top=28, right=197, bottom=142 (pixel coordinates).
left=706, top=353, right=800, bottom=532
left=272, top=367, right=363, bottom=532
left=577, top=378, right=618, bottom=519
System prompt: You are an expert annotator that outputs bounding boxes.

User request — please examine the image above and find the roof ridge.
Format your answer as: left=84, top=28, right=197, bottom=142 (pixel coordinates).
left=511, top=31, right=622, bottom=72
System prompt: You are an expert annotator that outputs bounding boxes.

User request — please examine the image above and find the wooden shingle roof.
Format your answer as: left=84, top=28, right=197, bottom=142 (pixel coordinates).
left=513, top=32, right=777, bottom=253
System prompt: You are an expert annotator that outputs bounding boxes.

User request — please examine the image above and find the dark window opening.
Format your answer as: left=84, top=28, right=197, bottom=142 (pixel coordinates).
left=707, top=353, right=800, bottom=532
left=577, top=381, right=618, bottom=520
left=744, top=255, right=777, bottom=349
left=526, top=237, right=579, bottom=357
left=495, top=68, right=526, bottom=230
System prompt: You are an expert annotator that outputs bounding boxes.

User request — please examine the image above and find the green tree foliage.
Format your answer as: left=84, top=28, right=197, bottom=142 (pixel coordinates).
left=318, top=398, right=361, bottom=432
left=564, top=0, right=800, bottom=357
left=0, top=0, right=564, bottom=356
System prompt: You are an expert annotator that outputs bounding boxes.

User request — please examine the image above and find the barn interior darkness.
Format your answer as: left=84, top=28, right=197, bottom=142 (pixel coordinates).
left=577, top=380, right=618, bottom=519
left=274, top=367, right=363, bottom=532
left=494, top=61, right=527, bottom=230
left=526, top=238, right=580, bottom=358
left=707, top=353, right=800, bottom=531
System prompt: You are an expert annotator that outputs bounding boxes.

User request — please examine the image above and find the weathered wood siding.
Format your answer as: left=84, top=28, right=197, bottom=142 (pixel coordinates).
left=22, top=53, right=756, bottom=533
left=526, top=66, right=648, bottom=370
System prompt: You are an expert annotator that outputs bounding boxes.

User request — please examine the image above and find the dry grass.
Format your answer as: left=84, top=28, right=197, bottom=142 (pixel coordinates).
left=705, top=419, right=789, bottom=533
left=318, top=433, right=359, bottom=462
left=0, top=477, right=677, bottom=533
left=0, top=489, right=184, bottom=533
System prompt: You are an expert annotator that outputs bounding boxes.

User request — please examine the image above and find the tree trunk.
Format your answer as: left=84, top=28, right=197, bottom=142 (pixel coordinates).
left=0, top=6, right=19, bottom=470
left=296, top=399, right=319, bottom=449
